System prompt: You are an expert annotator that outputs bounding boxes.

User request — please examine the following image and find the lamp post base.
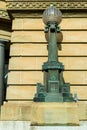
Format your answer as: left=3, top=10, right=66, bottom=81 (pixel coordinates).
left=33, top=83, right=74, bottom=102
left=45, top=93, right=63, bottom=102
left=30, top=102, right=79, bottom=126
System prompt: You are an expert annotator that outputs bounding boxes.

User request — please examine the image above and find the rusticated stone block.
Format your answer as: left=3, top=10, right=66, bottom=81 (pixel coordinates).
left=6, top=86, right=36, bottom=100
left=30, top=102, right=79, bottom=126
left=7, top=71, right=87, bottom=85
left=78, top=101, right=87, bottom=121
left=9, top=57, right=87, bottom=70
left=11, top=31, right=87, bottom=43
left=1, top=101, right=32, bottom=121
left=10, top=43, right=87, bottom=57
left=1, top=101, right=87, bottom=122
left=12, top=18, right=87, bottom=30
left=6, top=85, right=87, bottom=100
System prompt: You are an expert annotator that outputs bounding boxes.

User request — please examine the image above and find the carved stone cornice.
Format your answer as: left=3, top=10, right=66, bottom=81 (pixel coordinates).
left=6, top=0, right=87, bottom=10
left=0, top=10, right=10, bottom=20
left=5, top=0, right=87, bottom=1
left=0, top=1, right=10, bottom=21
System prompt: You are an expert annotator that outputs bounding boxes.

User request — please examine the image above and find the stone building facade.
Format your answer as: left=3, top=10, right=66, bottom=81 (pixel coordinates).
left=0, top=0, right=87, bottom=124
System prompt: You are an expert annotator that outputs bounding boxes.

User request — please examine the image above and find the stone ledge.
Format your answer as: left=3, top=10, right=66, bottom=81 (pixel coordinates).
left=1, top=101, right=87, bottom=122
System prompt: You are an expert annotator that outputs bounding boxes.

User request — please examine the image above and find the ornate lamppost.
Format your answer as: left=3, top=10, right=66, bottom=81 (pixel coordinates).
left=33, top=5, right=74, bottom=102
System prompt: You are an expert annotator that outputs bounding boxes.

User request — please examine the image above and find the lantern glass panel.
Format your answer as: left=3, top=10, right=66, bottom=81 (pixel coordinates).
left=42, top=5, right=62, bottom=25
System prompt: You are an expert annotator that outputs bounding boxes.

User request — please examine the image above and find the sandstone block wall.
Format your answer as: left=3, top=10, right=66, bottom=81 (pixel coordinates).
left=7, top=18, right=87, bottom=101
left=4, top=17, right=87, bottom=120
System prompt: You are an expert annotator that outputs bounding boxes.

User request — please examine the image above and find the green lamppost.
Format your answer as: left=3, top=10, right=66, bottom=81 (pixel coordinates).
left=33, top=5, right=74, bottom=102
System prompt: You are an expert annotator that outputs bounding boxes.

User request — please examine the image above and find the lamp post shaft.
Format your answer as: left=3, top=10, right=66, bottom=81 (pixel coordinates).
left=48, top=24, right=59, bottom=93
left=48, top=24, right=58, bottom=62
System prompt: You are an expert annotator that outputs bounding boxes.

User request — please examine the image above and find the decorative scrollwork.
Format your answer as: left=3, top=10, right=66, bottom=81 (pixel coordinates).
left=0, top=10, right=10, bottom=20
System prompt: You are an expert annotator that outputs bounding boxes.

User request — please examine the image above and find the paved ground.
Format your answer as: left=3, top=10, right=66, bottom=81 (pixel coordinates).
left=0, top=121, right=87, bottom=130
